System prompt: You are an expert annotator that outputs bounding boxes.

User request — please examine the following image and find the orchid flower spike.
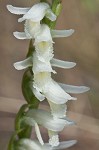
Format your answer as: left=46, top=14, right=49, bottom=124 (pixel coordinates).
left=7, top=3, right=56, bottom=39
left=16, top=139, right=77, bottom=150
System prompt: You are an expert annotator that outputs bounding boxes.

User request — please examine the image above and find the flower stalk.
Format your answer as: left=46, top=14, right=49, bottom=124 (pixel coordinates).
left=7, top=0, right=90, bottom=149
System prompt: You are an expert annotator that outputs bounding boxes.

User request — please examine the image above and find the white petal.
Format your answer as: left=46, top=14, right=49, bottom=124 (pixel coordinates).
left=51, top=29, right=75, bottom=38
left=27, top=109, right=66, bottom=132
left=32, top=88, right=45, bottom=101
left=46, top=9, right=56, bottom=21
left=45, top=80, right=76, bottom=104
left=18, top=3, right=50, bottom=22
left=33, top=52, right=56, bottom=74
left=59, top=83, right=90, bottom=94
left=35, top=122, right=44, bottom=145
left=18, top=139, right=42, bottom=150
left=7, top=5, right=30, bottom=15
left=48, top=101, right=67, bottom=119
left=52, top=140, right=77, bottom=149
left=48, top=130, right=59, bottom=147
left=13, top=32, right=31, bottom=39
left=51, top=58, right=76, bottom=69
left=13, top=57, right=32, bottom=70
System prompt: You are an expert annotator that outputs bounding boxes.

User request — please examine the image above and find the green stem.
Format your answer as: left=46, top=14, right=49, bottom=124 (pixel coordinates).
left=7, top=129, right=25, bottom=150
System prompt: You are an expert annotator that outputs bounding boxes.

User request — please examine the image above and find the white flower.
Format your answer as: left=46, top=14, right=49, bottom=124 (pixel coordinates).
left=7, top=3, right=56, bottom=22
left=33, top=52, right=56, bottom=74
left=7, top=3, right=56, bottom=39
left=32, top=72, right=76, bottom=104
left=34, top=24, right=54, bottom=62
left=17, top=139, right=77, bottom=150
left=26, top=109, right=75, bottom=146
left=13, top=28, right=75, bottom=40
left=13, top=56, right=76, bottom=71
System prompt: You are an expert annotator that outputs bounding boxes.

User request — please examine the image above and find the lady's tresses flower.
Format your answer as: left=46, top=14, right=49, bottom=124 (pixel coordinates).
left=7, top=3, right=56, bottom=39
left=33, top=52, right=56, bottom=74
left=16, top=139, right=77, bottom=150
left=13, top=56, right=76, bottom=71
left=25, top=109, right=75, bottom=146
left=34, top=24, right=54, bottom=62
left=33, top=72, right=76, bottom=104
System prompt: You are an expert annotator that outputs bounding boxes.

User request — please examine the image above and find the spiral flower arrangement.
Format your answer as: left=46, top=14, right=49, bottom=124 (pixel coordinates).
left=7, top=1, right=89, bottom=150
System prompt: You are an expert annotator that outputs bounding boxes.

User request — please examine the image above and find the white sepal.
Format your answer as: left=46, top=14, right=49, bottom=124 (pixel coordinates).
left=13, top=32, right=31, bottom=39
left=51, top=58, right=76, bottom=69
left=59, top=83, right=90, bottom=94
left=13, top=57, right=32, bottom=70
left=51, top=29, right=74, bottom=38
left=7, top=5, right=30, bottom=15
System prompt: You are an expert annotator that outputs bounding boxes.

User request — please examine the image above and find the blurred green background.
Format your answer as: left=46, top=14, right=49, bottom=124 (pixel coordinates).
left=0, top=0, right=99, bottom=149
